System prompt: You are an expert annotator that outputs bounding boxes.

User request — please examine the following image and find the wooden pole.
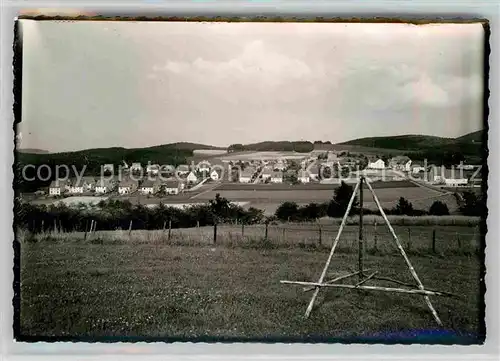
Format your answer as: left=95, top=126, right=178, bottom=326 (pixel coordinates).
left=213, top=222, right=217, bottom=244
left=128, top=220, right=133, bottom=236
left=241, top=223, right=245, bottom=237
left=281, top=280, right=450, bottom=297
left=59, top=220, right=63, bottom=234
left=83, top=220, right=88, bottom=241
left=358, top=176, right=364, bottom=281
left=407, top=228, right=412, bottom=252
left=302, top=270, right=368, bottom=292
left=432, top=229, right=436, bottom=253
left=373, top=220, right=378, bottom=251
left=365, top=178, right=443, bottom=326
left=168, top=219, right=172, bottom=241
left=53, top=219, right=57, bottom=233
left=304, top=179, right=361, bottom=318
left=318, top=223, right=322, bottom=247
left=265, top=221, right=269, bottom=241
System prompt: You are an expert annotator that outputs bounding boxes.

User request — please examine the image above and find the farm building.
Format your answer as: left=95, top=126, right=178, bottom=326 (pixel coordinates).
left=95, top=179, right=114, bottom=194
left=210, top=169, right=222, bottom=181
left=118, top=178, right=138, bottom=195
left=389, top=156, right=412, bottom=171
left=163, top=180, right=181, bottom=195
left=327, top=152, right=338, bottom=162
left=428, top=166, right=468, bottom=186
left=271, top=171, right=283, bottom=183
left=186, top=171, right=198, bottom=184
left=298, top=169, right=310, bottom=183
left=367, top=159, right=386, bottom=169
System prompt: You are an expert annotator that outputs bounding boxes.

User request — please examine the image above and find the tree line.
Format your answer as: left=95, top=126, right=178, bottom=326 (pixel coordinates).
left=15, top=182, right=485, bottom=234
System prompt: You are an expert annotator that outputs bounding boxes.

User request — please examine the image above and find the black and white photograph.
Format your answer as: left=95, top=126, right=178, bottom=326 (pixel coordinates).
left=14, top=18, right=488, bottom=343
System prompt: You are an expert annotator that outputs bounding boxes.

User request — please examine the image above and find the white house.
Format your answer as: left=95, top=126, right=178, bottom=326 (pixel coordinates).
left=177, top=165, right=190, bottom=176
left=261, top=167, right=273, bottom=180
left=368, top=159, right=385, bottom=169
left=139, top=179, right=160, bottom=195
left=308, top=164, right=320, bottom=180
left=298, top=169, right=310, bottom=183
left=163, top=180, right=181, bottom=195
left=130, top=162, right=143, bottom=173
left=239, top=169, right=254, bottom=183
left=118, top=178, right=138, bottom=195
left=197, top=161, right=211, bottom=174
left=210, top=169, right=222, bottom=181
left=186, top=171, right=198, bottom=184
left=271, top=171, right=283, bottom=183
left=273, top=160, right=286, bottom=171
left=48, top=180, right=65, bottom=196
left=95, top=179, right=113, bottom=194
left=146, top=163, right=160, bottom=175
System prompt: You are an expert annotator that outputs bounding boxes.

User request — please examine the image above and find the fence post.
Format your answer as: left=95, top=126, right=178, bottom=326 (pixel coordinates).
left=241, top=223, right=245, bottom=237
left=213, top=222, right=218, bottom=244
left=53, top=219, right=57, bottom=233
left=168, top=219, right=172, bottom=241
left=59, top=220, right=63, bottom=234
left=432, top=229, right=436, bottom=253
left=407, top=228, right=411, bottom=252
left=456, top=232, right=461, bottom=250
left=265, top=221, right=269, bottom=241
left=128, top=220, right=133, bottom=237
left=197, top=220, right=200, bottom=228
left=318, top=223, right=322, bottom=247
left=83, top=220, right=88, bottom=241
left=41, top=220, right=45, bottom=234
left=373, top=220, right=378, bottom=251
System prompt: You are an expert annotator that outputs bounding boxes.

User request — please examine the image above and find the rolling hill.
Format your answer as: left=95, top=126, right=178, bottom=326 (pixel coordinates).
left=338, top=131, right=483, bottom=154
left=17, top=148, right=49, bottom=154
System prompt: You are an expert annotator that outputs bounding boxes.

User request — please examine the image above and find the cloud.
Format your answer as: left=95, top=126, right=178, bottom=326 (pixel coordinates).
left=152, top=40, right=313, bottom=84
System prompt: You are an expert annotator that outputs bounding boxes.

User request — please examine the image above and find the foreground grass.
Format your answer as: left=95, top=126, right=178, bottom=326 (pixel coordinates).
left=19, top=242, right=483, bottom=342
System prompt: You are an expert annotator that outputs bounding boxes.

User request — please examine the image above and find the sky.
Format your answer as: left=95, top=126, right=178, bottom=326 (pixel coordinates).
left=18, top=20, right=485, bottom=152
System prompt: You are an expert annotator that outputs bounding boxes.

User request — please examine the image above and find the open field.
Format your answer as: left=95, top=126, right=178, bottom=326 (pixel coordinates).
left=19, top=237, right=483, bottom=342
left=216, top=180, right=418, bottom=191
left=216, top=151, right=311, bottom=161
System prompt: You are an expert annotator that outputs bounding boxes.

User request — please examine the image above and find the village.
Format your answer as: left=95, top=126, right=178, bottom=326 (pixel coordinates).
left=42, top=150, right=482, bottom=199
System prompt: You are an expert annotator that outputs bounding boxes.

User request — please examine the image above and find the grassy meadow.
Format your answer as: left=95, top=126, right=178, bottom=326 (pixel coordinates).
left=17, top=218, right=484, bottom=342
left=19, top=240, right=483, bottom=342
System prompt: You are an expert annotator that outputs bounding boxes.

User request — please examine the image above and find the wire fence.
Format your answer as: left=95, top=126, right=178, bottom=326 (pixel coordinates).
left=21, top=220, right=482, bottom=255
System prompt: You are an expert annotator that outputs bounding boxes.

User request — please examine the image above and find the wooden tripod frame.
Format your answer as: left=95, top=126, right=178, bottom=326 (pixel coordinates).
left=280, top=176, right=450, bottom=326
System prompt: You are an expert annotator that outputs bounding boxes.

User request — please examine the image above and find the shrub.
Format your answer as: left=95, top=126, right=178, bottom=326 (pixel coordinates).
left=429, top=201, right=450, bottom=216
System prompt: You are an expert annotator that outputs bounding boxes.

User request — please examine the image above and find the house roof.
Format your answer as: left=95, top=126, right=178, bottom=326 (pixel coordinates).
left=177, top=165, right=190, bottom=172
left=141, top=179, right=156, bottom=188
left=308, top=165, right=319, bottom=174
left=164, top=180, right=180, bottom=188
left=49, top=180, right=65, bottom=188
left=119, top=178, right=137, bottom=187
left=390, top=156, right=411, bottom=164
left=187, top=171, right=197, bottom=178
